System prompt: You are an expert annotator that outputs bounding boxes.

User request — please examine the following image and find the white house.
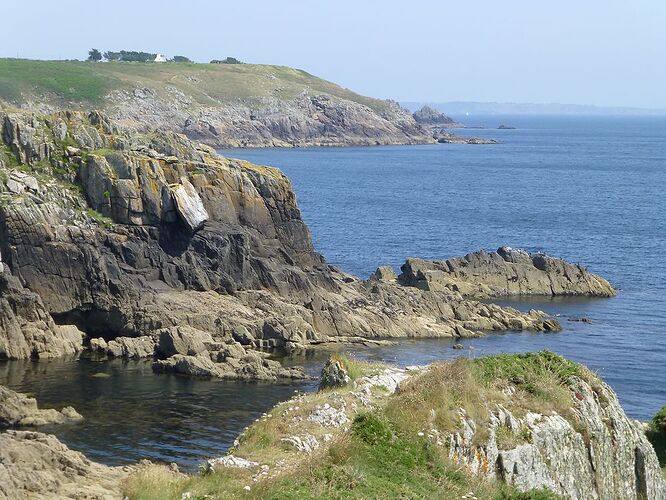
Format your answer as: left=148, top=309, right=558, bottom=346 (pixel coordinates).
left=154, top=54, right=167, bottom=63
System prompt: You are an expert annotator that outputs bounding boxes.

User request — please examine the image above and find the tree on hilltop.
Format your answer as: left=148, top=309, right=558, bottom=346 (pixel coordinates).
left=87, top=49, right=102, bottom=62
left=210, top=57, right=243, bottom=64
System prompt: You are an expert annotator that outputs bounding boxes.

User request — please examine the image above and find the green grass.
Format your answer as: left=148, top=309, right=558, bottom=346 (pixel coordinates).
left=123, top=354, right=572, bottom=499
left=647, top=406, right=666, bottom=476
left=0, top=58, right=394, bottom=114
left=0, top=59, right=116, bottom=104
left=124, top=413, right=560, bottom=500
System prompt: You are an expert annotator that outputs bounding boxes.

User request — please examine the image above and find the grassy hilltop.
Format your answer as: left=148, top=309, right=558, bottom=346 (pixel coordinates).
left=0, top=58, right=426, bottom=147
left=0, top=58, right=391, bottom=113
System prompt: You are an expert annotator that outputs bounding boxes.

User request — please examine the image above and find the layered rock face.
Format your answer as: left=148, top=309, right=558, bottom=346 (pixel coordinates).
left=399, top=246, right=616, bottom=298
left=0, top=264, right=84, bottom=360
left=98, top=88, right=436, bottom=148
left=0, top=107, right=566, bottom=369
left=446, top=373, right=665, bottom=499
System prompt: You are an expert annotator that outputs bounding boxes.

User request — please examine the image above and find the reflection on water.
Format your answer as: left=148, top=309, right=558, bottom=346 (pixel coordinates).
left=0, top=356, right=315, bottom=470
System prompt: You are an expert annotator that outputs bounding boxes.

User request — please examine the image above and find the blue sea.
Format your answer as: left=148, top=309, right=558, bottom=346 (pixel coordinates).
left=223, top=114, right=666, bottom=420
left=2, top=115, right=664, bottom=469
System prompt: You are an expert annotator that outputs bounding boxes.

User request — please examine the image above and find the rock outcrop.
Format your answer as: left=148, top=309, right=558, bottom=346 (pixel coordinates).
left=0, top=264, right=84, bottom=360
left=0, top=386, right=82, bottom=427
left=399, top=246, right=616, bottom=298
left=0, top=108, right=567, bottom=369
left=443, top=367, right=665, bottom=499
left=0, top=430, right=125, bottom=499
left=412, top=105, right=459, bottom=127
left=126, top=354, right=665, bottom=499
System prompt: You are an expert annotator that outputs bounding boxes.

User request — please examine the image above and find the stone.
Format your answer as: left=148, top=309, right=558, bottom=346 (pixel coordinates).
left=157, top=326, right=213, bottom=357
left=319, top=357, right=350, bottom=390
left=105, top=336, right=156, bottom=358
left=0, top=385, right=83, bottom=427
left=202, top=455, right=258, bottom=473
left=399, top=247, right=616, bottom=298
left=371, top=266, right=397, bottom=282
left=445, top=374, right=666, bottom=499
left=308, top=404, right=350, bottom=428
left=0, top=430, right=125, bottom=499
left=170, top=178, right=208, bottom=231
left=281, top=434, right=320, bottom=453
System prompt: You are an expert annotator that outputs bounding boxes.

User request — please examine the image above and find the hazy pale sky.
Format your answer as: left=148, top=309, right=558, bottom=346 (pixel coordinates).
left=2, top=0, right=665, bottom=108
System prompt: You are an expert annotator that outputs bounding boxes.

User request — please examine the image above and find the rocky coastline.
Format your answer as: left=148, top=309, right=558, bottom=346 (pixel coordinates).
left=0, top=105, right=579, bottom=376
left=1, top=353, right=664, bottom=499
left=2, top=103, right=654, bottom=499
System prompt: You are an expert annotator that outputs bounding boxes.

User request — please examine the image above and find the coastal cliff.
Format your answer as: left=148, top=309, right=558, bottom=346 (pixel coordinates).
left=0, top=59, right=435, bottom=148
left=0, top=105, right=568, bottom=374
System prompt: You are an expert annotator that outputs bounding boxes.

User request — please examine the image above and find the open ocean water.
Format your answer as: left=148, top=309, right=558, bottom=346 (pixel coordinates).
left=1, top=115, right=664, bottom=469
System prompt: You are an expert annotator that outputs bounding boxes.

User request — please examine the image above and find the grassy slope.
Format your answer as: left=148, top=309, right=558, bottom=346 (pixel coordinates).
left=124, top=353, right=570, bottom=500
left=0, top=58, right=392, bottom=113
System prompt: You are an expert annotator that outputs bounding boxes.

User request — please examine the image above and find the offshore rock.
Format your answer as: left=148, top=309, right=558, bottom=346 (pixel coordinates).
left=399, top=247, right=616, bottom=298
left=412, top=105, right=459, bottom=127
left=0, top=386, right=83, bottom=427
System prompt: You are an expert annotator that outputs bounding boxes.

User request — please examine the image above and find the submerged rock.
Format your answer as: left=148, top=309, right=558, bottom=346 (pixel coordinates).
left=0, top=385, right=82, bottom=427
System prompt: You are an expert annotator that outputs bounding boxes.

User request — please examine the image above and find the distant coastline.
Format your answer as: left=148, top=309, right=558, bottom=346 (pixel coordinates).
left=402, top=100, right=666, bottom=116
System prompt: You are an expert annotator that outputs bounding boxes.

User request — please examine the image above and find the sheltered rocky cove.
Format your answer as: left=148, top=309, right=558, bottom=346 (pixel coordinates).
left=0, top=105, right=596, bottom=377
left=4, top=104, right=656, bottom=499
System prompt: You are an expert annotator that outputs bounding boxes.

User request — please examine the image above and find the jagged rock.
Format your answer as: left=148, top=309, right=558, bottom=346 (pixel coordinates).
left=203, top=455, right=258, bottom=473
left=152, top=351, right=306, bottom=381
left=89, top=337, right=108, bottom=352
left=319, top=357, right=350, bottom=390
left=370, top=265, right=397, bottom=282
left=0, top=270, right=84, bottom=360
left=446, top=376, right=666, bottom=499
left=399, top=247, right=616, bottom=298
left=0, top=430, right=125, bottom=499
left=0, top=108, right=578, bottom=370
left=412, top=106, right=458, bottom=126
left=0, top=386, right=83, bottom=427
left=105, top=336, right=156, bottom=358
left=308, top=403, right=350, bottom=428
left=281, top=434, right=320, bottom=453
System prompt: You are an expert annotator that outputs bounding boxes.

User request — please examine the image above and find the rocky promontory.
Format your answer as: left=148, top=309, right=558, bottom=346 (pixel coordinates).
left=0, top=105, right=572, bottom=375
left=399, top=246, right=616, bottom=298
left=119, top=352, right=665, bottom=499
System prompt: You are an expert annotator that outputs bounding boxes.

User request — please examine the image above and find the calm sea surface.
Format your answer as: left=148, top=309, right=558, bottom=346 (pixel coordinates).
left=1, top=115, right=664, bottom=469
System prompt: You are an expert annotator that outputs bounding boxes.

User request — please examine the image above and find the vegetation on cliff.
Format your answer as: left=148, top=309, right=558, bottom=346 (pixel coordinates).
left=648, top=406, right=666, bottom=474
left=124, top=352, right=665, bottom=499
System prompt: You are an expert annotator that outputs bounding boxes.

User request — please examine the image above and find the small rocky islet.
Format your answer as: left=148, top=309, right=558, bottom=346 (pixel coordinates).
left=0, top=102, right=663, bottom=499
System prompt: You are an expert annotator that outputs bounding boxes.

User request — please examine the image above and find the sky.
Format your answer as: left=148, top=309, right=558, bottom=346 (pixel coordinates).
left=1, top=0, right=665, bottom=109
